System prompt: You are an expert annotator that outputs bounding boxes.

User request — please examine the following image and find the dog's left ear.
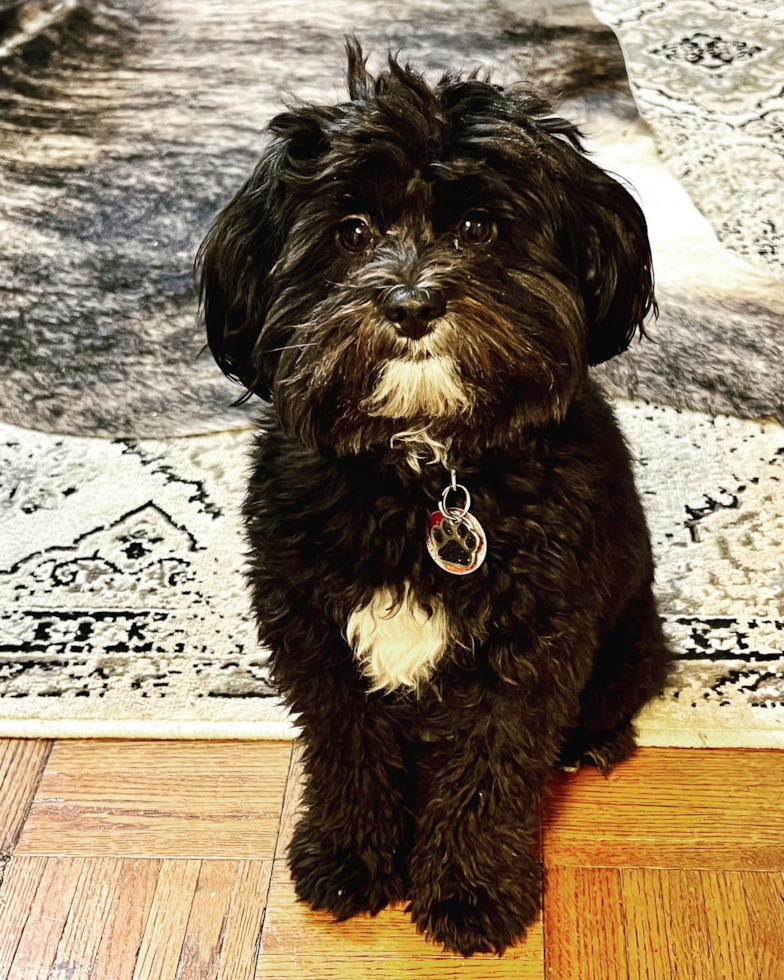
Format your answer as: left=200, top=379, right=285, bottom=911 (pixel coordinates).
left=546, top=129, right=656, bottom=365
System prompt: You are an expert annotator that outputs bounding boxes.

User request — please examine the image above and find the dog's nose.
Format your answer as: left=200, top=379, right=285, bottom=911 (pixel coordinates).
left=382, top=286, right=446, bottom=340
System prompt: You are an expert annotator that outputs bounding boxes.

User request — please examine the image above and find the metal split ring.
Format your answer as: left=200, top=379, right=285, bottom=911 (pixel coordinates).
left=439, top=483, right=472, bottom=520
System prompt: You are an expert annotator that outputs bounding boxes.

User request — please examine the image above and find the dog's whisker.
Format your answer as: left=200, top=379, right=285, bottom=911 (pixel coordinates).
left=265, top=342, right=319, bottom=353
left=324, top=279, right=367, bottom=289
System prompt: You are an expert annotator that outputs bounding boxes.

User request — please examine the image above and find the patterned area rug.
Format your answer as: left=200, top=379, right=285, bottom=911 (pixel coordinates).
left=593, top=0, right=783, bottom=282
left=2, top=402, right=783, bottom=746
left=0, top=0, right=782, bottom=436
left=1, top=0, right=783, bottom=746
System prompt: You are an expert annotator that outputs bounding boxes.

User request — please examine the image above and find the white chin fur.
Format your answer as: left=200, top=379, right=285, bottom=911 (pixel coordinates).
left=347, top=585, right=449, bottom=693
left=364, top=354, right=469, bottom=418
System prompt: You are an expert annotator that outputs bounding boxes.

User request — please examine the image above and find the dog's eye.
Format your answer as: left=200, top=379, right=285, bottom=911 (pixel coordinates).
left=459, top=211, right=495, bottom=246
left=337, top=217, right=373, bottom=252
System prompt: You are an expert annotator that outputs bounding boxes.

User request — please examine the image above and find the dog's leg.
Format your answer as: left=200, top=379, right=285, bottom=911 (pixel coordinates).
left=557, top=584, right=672, bottom=773
left=284, top=664, right=413, bottom=920
left=407, top=708, right=547, bottom=957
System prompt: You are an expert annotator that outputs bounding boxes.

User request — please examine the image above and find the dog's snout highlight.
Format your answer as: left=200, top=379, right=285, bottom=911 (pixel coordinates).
left=382, top=285, right=446, bottom=340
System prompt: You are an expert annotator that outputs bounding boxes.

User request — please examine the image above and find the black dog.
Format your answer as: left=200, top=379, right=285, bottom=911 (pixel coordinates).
left=198, top=41, right=671, bottom=957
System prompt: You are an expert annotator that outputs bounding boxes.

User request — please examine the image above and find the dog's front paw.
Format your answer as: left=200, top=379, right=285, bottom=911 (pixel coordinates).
left=409, top=864, right=542, bottom=957
left=288, top=823, right=406, bottom=920
left=557, top=720, right=637, bottom=773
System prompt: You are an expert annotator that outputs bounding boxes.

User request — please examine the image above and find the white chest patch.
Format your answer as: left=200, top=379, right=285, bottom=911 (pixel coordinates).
left=346, top=585, right=449, bottom=693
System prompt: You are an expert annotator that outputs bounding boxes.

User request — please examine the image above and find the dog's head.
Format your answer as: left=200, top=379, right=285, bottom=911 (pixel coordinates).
left=199, top=41, right=654, bottom=456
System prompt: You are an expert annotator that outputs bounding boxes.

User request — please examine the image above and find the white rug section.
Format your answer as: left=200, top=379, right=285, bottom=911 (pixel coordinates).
left=1, top=403, right=782, bottom=746
left=627, top=402, right=784, bottom=748
left=592, top=0, right=784, bottom=281
left=0, top=427, right=298, bottom=739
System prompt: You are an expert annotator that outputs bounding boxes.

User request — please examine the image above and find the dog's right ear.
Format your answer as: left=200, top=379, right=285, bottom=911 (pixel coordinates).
left=197, top=110, right=330, bottom=400
left=197, top=140, right=287, bottom=401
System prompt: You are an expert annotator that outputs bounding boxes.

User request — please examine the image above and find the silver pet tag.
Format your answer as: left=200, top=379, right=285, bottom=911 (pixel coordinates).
left=426, top=478, right=487, bottom=575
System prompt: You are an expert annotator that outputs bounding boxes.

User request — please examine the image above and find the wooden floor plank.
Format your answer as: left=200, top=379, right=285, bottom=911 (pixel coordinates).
left=621, top=869, right=671, bottom=980
left=0, top=856, right=48, bottom=980
left=176, top=860, right=240, bottom=980
left=656, top=870, right=714, bottom=980
left=90, top=859, right=162, bottom=980
left=256, top=955, right=543, bottom=978
left=217, top=861, right=271, bottom=980
left=541, top=865, right=578, bottom=980
left=51, top=857, right=123, bottom=979
left=543, top=747, right=784, bottom=870
left=700, top=871, right=759, bottom=980
left=7, top=857, right=83, bottom=979
left=0, top=740, right=52, bottom=856
left=741, top=872, right=784, bottom=980
left=544, top=867, right=629, bottom=980
left=17, top=740, right=292, bottom=858
left=132, top=859, right=201, bottom=980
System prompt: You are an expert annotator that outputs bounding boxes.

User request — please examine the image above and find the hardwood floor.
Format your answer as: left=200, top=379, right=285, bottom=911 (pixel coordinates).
left=0, top=739, right=782, bottom=979
left=17, top=740, right=291, bottom=858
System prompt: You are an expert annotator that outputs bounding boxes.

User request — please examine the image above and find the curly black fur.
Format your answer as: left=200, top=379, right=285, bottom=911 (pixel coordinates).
left=198, top=40, right=671, bottom=957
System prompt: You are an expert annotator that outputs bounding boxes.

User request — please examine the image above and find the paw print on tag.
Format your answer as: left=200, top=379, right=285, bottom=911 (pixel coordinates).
left=426, top=510, right=487, bottom=575
left=432, top=515, right=477, bottom=566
